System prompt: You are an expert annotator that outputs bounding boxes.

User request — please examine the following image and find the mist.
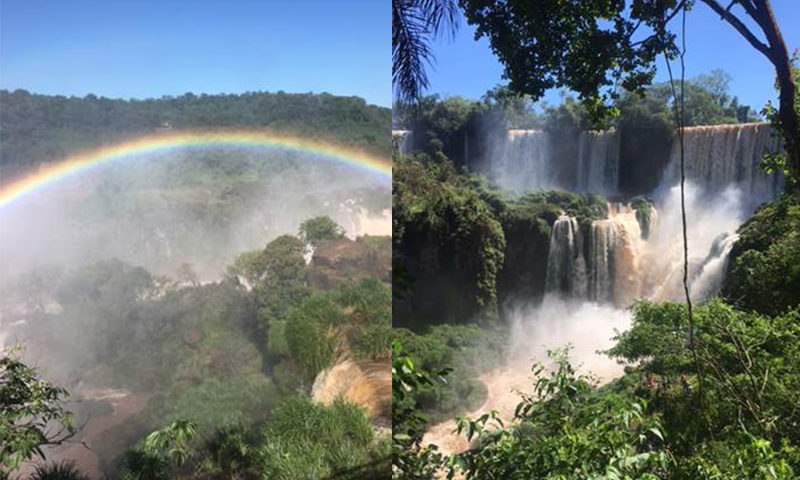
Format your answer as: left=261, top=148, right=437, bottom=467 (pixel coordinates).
left=1, top=150, right=389, bottom=279
left=0, top=146, right=391, bottom=476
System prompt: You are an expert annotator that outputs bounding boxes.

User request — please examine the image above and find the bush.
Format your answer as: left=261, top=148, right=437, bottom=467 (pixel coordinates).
left=299, top=216, right=345, bottom=247
left=724, top=194, right=800, bottom=315
left=29, top=462, right=90, bottom=480
left=261, top=396, right=382, bottom=480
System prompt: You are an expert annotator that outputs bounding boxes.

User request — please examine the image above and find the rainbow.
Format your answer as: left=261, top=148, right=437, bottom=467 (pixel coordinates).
left=0, top=129, right=392, bottom=209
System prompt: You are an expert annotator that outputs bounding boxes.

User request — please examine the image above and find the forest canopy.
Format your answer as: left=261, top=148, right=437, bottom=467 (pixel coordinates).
left=0, top=89, right=391, bottom=171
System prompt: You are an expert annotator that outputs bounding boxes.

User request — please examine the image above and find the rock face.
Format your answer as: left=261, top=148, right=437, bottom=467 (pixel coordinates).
left=311, top=359, right=391, bottom=421
left=307, top=236, right=390, bottom=290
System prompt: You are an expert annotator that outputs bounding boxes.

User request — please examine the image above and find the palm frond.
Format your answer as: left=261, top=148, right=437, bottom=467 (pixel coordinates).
left=392, top=0, right=459, bottom=103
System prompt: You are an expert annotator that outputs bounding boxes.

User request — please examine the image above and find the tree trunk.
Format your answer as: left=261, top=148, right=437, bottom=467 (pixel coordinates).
left=700, top=0, right=800, bottom=187
left=751, top=0, right=800, bottom=187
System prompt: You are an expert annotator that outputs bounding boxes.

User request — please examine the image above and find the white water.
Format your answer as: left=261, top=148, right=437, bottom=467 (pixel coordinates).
left=423, top=298, right=631, bottom=456
left=492, top=130, right=554, bottom=192
left=425, top=123, right=782, bottom=455
left=487, top=122, right=781, bottom=200
left=661, top=123, right=783, bottom=203
left=392, top=129, right=412, bottom=153
left=577, top=129, right=620, bottom=196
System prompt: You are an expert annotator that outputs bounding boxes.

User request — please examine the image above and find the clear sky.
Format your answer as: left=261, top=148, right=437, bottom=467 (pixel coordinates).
left=425, top=1, right=800, bottom=110
left=0, top=0, right=390, bottom=107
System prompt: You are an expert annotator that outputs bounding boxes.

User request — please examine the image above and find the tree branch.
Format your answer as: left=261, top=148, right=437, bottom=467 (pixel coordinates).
left=699, top=0, right=772, bottom=60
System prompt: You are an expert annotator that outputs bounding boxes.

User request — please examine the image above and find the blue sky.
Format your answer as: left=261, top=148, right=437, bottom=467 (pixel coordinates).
left=426, top=1, right=800, bottom=110
left=0, top=0, right=390, bottom=107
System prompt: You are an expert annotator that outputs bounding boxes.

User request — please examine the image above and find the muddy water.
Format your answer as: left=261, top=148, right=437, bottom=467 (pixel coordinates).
left=423, top=299, right=630, bottom=457
left=20, top=389, right=149, bottom=479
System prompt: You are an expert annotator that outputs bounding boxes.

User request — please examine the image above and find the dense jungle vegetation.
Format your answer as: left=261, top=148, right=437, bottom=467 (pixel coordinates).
left=392, top=55, right=800, bottom=478
left=392, top=153, right=800, bottom=480
left=1, top=218, right=392, bottom=479
left=0, top=89, right=391, bottom=175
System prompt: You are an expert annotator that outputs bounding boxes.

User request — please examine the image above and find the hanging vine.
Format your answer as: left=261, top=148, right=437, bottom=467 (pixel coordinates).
left=661, top=3, right=711, bottom=436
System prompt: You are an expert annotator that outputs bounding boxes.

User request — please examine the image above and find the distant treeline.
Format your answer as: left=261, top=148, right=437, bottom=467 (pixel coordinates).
left=0, top=89, right=391, bottom=169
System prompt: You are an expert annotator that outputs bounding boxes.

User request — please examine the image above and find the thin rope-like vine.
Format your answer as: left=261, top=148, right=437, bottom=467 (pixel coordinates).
left=662, top=4, right=711, bottom=436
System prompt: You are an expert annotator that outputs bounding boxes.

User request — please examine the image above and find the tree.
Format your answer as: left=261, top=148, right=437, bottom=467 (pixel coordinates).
left=452, top=348, right=672, bottom=479
left=392, top=341, right=447, bottom=479
left=175, top=262, right=199, bottom=287
left=119, top=420, right=197, bottom=480
left=200, top=424, right=259, bottom=480
left=227, top=235, right=310, bottom=349
left=298, top=216, right=345, bottom=247
left=457, top=0, right=800, bottom=183
left=0, top=348, right=75, bottom=471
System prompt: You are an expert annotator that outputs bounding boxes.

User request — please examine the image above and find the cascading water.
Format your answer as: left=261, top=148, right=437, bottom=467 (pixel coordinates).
left=661, top=123, right=783, bottom=203
left=588, top=220, right=615, bottom=304
left=425, top=123, right=783, bottom=456
left=544, top=216, right=586, bottom=298
left=494, top=130, right=553, bottom=192
left=392, top=129, right=411, bottom=153
left=547, top=205, right=643, bottom=308
left=689, top=232, right=739, bottom=302
left=541, top=123, right=782, bottom=307
left=577, top=130, right=620, bottom=196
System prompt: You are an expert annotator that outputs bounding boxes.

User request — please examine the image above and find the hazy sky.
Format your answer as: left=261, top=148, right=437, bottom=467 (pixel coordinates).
left=0, top=0, right=390, bottom=106
left=425, top=1, right=800, bottom=110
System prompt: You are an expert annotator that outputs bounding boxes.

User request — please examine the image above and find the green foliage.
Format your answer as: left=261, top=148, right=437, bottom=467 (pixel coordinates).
left=393, top=325, right=505, bottom=423
left=0, top=348, right=75, bottom=471
left=282, top=279, right=392, bottom=383
left=0, top=89, right=390, bottom=170
left=28, top=462, right=89, bottom=480
left=142, top=420, right=197, bottom=467
left=609, top=300, right=800, bottom=448
left=515, top=190, right=608, bottom=223
left=118, top=449, right=170, bottom=480
left=121, top=395, right=384, bottom=480
left=145, top=375, right=277, bottom=434
left=284, top=294, right=346, bottom=383
left=228, top=234, right=310, bottom=343
left=355, top=323, right=394, bottom=361
left=299, top=216, right=346, bottom=247
left=393, top=157, right=506, bottom=315
left=120, top=422, right=198, bottom=480
left=392, top=341, right=447, bottom=480
left=458, top=0, right=676, bottom=121
left=119, top=419, right=198, bottom=480
left=453, top=348, right=672, bottom=479
left=673, top=430, right=797, bottom=479
left=631, top=196, right=654, bottom=239
left=724, top=193, right=800, bottom=315
left=199, top=424, right=260, bottom=479
left=760, top=51, right=800, bottom=187
left=261, top=396, right=384, bottom=480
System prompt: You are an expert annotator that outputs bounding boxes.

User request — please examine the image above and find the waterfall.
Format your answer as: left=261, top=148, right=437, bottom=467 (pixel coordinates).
left=577, top=130, right=620, bottom=196
left=546, top=205, right=645, bottom=308
left=494, top=130, right=553, bottom=192
left=689, top=232, right=739, bottom=302
left=588, top=220, right=615, bottom=303
left=392, top=129, right=411, bottom=153
left=662, top=123, right=783, bottom=201
left=545, top=216, right=586, bottom=297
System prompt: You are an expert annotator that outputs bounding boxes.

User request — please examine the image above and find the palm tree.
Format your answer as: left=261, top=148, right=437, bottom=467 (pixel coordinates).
left=28, top=462, right=89, bottom=480
left=392, top=0, right=459, bottom=103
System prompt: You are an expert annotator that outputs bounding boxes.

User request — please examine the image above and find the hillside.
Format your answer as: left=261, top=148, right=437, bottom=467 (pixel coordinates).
left=0, top=89, right=391, bottom=174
